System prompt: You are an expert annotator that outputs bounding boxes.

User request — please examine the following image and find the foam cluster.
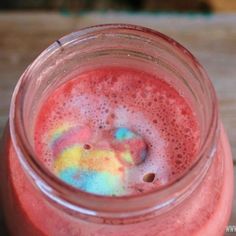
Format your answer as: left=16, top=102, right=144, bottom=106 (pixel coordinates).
left=34, top=67, right=200, bottom=196
left=50, top=126, right=147, bottom=195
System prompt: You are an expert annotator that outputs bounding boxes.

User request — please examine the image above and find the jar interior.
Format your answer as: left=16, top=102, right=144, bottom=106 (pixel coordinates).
left=21, top=26, right=214, bottom=161
left=12, top=25, right=217, bottom=206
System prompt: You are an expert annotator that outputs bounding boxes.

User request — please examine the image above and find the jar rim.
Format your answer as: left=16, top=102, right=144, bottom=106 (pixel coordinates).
left=9, top=23, right=219, bottom=219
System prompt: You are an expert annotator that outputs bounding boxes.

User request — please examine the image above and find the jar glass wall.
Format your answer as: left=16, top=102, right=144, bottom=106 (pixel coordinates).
left=0, top=24, right=234, bottom=236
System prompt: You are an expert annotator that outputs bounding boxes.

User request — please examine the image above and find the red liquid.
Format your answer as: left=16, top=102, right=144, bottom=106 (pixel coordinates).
left=34, top=67, right=199, bottom=196
left=0, top=67, right=233, bottom=235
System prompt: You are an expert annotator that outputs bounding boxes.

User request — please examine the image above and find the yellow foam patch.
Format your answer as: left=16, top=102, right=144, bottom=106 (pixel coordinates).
left=79, top=150, right=122, bottom=174
left=54, top=147, right=123, bottom=175
left=54, top=145, right=82, bottom=173
left=120, top=151, right=133, bottom=164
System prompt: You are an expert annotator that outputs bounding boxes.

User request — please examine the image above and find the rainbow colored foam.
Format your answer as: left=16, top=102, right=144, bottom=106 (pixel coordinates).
left=49, top=125, right=147, bottom=196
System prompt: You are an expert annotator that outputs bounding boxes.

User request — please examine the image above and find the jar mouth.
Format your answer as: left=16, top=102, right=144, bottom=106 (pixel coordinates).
left=9, top=24, right=219, bottom=219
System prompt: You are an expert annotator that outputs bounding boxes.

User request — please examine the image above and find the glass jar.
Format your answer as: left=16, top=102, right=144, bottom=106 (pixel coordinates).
left=0, top=24, right=234, bottom=236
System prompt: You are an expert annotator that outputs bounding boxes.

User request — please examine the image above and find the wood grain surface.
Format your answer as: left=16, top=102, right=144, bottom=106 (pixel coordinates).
left=0, top=12, right=235, bottom=234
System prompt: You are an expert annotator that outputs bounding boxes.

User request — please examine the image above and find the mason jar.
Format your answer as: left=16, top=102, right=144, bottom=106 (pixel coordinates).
left=0, top=24, right=234, bottom=236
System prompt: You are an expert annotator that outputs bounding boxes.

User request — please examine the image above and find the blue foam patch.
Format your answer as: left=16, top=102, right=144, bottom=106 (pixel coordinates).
left=59, top=168, right=124, bottom=195
left=114, top=127, right=135, bottom=141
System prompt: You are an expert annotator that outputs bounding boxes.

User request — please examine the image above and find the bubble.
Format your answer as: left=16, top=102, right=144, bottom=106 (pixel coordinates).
left=83, top=144, right=91, bottom=150
left=143, top=173, right=156, bottom=183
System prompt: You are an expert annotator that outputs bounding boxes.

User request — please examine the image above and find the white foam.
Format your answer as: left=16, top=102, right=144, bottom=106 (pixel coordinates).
left=35, top=68, right=200, bottom=195
left=113, top=106, right=170, bottom=187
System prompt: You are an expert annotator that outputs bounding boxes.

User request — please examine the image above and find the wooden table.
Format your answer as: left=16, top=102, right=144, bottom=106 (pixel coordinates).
left=0, top=12, right=235, bottom=235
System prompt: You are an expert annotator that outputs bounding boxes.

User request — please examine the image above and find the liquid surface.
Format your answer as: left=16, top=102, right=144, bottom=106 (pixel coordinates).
left=34, top=67, right=199, bottom=196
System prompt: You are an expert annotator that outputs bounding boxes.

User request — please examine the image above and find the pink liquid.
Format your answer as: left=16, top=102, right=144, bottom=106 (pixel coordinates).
left=0, top=67, right=233, bottom=235
left=34, top=67, right=199, bottom=196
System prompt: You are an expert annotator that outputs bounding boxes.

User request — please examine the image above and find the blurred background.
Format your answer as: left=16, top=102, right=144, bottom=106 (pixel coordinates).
left=0, top=0, right=235, bottom=235
left=1, top=0, right=236, bottom=12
